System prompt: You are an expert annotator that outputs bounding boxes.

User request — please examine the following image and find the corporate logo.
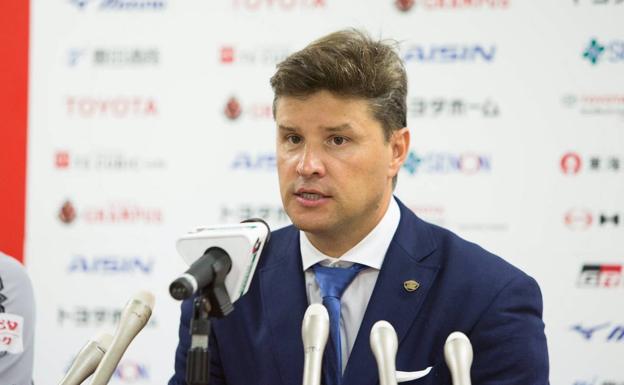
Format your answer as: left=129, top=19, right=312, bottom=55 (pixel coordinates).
left=220, top=204, right=290, bottom=225
left=223, top=96, right=273, bottom=121
left=57, top=200, right=163, bottom=225
left=564, top=209, right=620, bottom=230
left=395, top=0, right=509, bottom=12
left=582, top=38, right=624, bottom=65
left=58, top=306, right=157, bottom=328
left=68, top=48, right=159, bottom=67
left=409, top=205, right=447, bottom=225
left=408, top=204, right=508, bottom=232
left=70, top=0, right=166, bottom=11
left=573, top=0, right=622, bottom=4
left=66, top=96, right=158, bottom=118
left=219, top=45, right=291, bottom=66
left=230, top=152, right=276, bottom=171
left=560, top=152, right=621, bottom=174
left=570, top=322, right=624, bottom=342
left=578, top=264, right=622, bottom=288
left=231, top=0, right=326, bottom=11
left=54, top=150, right=166, bottom=171
left=402, top=44, right=496, bottom=63
left=402, top=151, right=491, bottom=175
left=573, top=378, right=624, bottom=385
left=64, top=358, right=149, bottom=382
left=59, top=201, right=78, bottom=224
left=114, top=360, right=150, bottom=382
left=409, top=97, right=500, bottom=118
left=67, top=255, right=155, bottom=275
left=561, top=93, right=624, bottom=118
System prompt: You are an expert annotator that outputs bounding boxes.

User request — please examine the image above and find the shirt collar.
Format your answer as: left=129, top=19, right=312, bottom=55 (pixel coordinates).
left=300, top=196, right=401, bottom=271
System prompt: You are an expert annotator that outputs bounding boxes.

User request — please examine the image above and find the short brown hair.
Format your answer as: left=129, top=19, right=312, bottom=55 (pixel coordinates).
left=270, top=29, right=407, bottom=142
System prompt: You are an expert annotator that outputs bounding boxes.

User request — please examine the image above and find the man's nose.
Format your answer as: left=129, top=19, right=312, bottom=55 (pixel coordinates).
left=296, top=144, right=325, bottom=178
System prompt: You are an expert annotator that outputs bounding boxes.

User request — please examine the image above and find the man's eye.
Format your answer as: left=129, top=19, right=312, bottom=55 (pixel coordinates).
left=331, top=136, right=347, bottom=145
left=287, top=135, right=302, bottom=144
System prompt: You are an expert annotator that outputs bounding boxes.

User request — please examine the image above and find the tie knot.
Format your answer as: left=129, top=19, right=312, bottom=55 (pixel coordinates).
left=313, top=263, right=367, bottom=299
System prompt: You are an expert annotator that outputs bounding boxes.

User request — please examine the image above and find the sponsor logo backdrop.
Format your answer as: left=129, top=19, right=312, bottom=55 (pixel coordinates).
left=25, top=1, right=624, bottom=384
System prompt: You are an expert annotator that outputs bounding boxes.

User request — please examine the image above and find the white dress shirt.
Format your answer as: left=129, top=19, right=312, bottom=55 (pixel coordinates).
left=300, top=197, right=401, bottom=373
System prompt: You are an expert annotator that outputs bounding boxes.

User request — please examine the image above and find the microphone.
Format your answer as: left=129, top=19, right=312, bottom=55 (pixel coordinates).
left=170, top=219, right=270, bottom=304
left=88, top=291, right=155, bottom=385
left=444, top=332, right=473, bottom=385
left=301, top=304, right=329, bottom=385
left=58, top=332, right=113, bottom=385
left=370, top=321, right=399, bottom=385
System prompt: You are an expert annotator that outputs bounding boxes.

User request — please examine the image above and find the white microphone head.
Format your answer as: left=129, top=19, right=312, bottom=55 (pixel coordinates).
left=88, top=291, right=155, bottom=385
left=301, top=304, right=329, bottom=385
left=302, top=303, right=329, bottom=349
left=370, top=321, right=398, bottom=358
left=93, top=332, right=114, bottom=350
left=132, top=290, right=155, bottom=309
left=119, top=290, right=155, bottom=327
left=370, top=321, right=398, bottom=385
left=58, top=332, right=114, bottom=385
left=444, top=331, right=473, bottom=385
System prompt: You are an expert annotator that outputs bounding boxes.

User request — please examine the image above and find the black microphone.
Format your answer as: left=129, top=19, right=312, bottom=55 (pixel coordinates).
left=169, top=219, right=270, bottom=307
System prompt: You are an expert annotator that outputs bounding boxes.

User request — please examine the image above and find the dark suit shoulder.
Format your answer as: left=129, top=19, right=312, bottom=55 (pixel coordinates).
left=256, top=225, right=298, bottom=269
left=395, top=202, right=535, bottom=304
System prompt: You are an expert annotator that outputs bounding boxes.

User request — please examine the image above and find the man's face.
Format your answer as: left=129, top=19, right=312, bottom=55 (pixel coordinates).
left=275, top=90, right=407, bottom=242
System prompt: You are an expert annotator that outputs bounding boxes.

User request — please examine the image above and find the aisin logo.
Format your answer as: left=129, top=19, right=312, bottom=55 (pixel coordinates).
left=224, top=97, right=242, bottom=120
left=395, top=0, right=414, bottom=12
left=583, top=39, right=606, bottom=65
left=59, top=201, right=77, bottom=224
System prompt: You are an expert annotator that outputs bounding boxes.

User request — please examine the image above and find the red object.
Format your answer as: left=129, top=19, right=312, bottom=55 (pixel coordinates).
left=0, top=2, right=29, bottom=263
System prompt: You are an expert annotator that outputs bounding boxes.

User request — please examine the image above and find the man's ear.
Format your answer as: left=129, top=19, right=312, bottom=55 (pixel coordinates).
left=388, top=127, right=410, bottom=178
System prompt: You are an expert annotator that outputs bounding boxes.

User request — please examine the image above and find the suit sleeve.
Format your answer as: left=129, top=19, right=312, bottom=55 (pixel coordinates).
left=469, top=273, right=550, bottom=385
left=168, top=298, right=227, bottom=385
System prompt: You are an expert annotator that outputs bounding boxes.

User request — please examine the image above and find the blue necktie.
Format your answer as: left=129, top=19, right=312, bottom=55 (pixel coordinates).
left=313, top=263, right=367, bottom=385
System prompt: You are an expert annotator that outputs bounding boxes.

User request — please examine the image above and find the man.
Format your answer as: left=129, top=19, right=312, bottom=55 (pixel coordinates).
left=0, top=252, right=35, bottom=385
left=170, top=29, right=549, bottom=385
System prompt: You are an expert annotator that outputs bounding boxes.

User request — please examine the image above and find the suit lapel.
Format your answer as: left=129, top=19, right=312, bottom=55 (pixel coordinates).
left=259, top=229, right=308, bottom=385
left=343, top=200, right=440, bottom=385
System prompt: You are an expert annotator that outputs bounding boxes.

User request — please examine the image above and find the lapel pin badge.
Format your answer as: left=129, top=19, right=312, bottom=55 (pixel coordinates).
left=403, top=280, right=420, bottom=292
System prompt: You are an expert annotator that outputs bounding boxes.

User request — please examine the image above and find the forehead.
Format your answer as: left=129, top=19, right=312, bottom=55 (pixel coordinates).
left=274, top=90, right=376, bottom=128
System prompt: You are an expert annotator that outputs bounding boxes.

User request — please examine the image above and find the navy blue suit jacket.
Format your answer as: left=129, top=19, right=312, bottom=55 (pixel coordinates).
left=169, top=200, right=549, bottom=385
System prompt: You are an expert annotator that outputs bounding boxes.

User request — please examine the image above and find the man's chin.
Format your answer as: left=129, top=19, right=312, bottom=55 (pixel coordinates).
left=289, top=216, right=334, bottom=234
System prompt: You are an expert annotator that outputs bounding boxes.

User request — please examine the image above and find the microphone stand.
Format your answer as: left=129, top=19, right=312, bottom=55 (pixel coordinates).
left=186, top=248, right=233, bottom=385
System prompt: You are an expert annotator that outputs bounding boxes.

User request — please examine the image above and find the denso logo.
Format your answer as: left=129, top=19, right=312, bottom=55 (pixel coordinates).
left=68, top=255, right=154, bottom=274
left=402, top=44, right=496, bottom=63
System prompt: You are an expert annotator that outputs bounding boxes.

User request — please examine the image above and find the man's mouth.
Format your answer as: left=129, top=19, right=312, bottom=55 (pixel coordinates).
left=298, top=192, right=324, bottom=201
left=294, top=189, right=330, bottom=202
